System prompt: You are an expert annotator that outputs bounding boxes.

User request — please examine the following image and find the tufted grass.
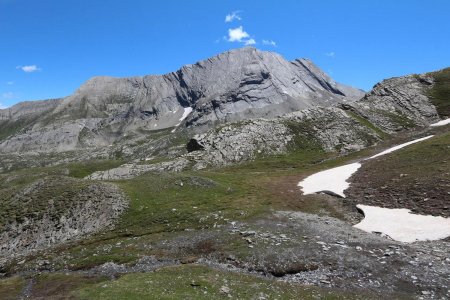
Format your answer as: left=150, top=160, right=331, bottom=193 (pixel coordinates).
left=74, top=264, right=374, bottom=300
left=429, top=67, right=450, bottom=117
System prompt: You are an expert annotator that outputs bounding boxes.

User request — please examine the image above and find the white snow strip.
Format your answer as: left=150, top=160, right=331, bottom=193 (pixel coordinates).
left=297, top=163, right=361, bottom=198
left=171, top=107, right=193, bottom=133
left=354, top=205, right=450, bottom=243
left=430, top=118, right=450, bottom=127
left=368, top=135, right=434, bottom=159
left=179, top=107, right=193, bottom=122
left=298, top=135, right=434, bottom=198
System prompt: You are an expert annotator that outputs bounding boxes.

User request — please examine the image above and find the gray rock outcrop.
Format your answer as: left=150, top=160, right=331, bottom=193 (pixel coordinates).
left=349, top=74, right=440, bottom=132
left=0, top=177, right=128, bottom=260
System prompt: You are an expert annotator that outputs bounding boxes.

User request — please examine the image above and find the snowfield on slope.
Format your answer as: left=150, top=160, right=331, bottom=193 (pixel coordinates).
left=354, top=205, right=450, bottom=243
left=297, top=134, right=450, bottom=243
left=298, top=135, right=434, bottom=197
left=430, top=118, right=450, bottom=127
left=368, top=135, right=433, bottom=159
left=171, top=107, right=193, bottom=132
left=179, top=107, right=193, bottom=123
left=297, top=163, right=361, bottom=198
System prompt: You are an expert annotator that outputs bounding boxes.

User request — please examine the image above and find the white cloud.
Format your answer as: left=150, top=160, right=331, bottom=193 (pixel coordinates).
left=228, top=26, right=249, bottom=42
left=227, top=26, right=256, bottom=46
left=16, top=65, right=41, bottom=73
left=0, top=102, right=7, bottom=109
left=225, top=11, right=242, bottom=23
left=6, top=81, right=14, bottom=85
left=262, top=40, right=277, bottom=47
left=325, top=52, right=335, bottom=58
left=245, top=39, right=256, bottom=46
left=2, top=92, right=14, bottom=99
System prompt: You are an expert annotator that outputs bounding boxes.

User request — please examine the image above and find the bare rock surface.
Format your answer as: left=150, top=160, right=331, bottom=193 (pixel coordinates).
left=349, top=74, right=440, bottom=132
left=0, top=177, right=128, bottom=262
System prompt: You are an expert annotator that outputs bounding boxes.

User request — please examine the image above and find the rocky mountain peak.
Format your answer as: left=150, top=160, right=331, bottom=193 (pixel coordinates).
left=50, top=48, right=364, bottom=127
left=0, top=48, right=366, bottom=153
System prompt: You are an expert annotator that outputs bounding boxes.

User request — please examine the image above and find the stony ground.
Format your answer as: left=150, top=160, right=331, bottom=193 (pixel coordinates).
left=1, top=210, right=449, bottom=299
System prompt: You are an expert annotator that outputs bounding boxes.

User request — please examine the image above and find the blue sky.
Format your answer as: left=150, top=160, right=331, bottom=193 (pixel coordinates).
left=1, top=0, right=449, bottom=108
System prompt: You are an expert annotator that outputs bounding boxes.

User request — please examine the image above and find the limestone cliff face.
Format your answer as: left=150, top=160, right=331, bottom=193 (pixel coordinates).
left=0, top=47, right=363, bottom=154
left=54, top=47, right=364, bottom=127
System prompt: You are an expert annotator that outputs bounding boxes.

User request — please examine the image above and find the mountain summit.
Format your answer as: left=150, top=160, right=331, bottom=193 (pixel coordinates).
left=54, top=47, right=363, bottom=128
left=0, top=48, right=363, bottom=153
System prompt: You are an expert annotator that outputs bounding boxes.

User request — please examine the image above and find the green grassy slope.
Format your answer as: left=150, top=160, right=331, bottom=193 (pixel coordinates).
left=75, top=264, right=372, bottom=300
left=0, top=276, right=24, bottom=300
left=2, top=144, right=378, bottom=273
left=346, top=129, right=450, bottom=217
left=428, top=67, right=450, bottom=117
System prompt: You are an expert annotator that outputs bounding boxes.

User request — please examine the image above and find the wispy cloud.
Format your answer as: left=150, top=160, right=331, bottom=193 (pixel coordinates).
left=6, top=81, right=14, bottom=85
left=262, top=40, right=277, bottom=47
left=244, top=39, right=256, bottom=46
left=2, top=92, right=15, bottom=99
left=0, top=103, right=7, bottom=109
left=16, top=65, right=41, bottom=73
left=325, top=52, right=335, bottom=58
left=225, top=11, right=242, bottom=23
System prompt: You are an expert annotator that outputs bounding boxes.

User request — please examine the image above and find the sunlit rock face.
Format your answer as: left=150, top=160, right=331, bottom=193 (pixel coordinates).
left=0, top=47, right=363, bottom=154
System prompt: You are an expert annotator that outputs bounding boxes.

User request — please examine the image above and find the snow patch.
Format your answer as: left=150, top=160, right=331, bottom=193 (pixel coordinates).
left=298, top=135, right=434, bottom=198
left=179, top=107, right=193, bottom=122
left=430, top=118, right=450, bottom=127
left=354, top=205, right=450, bottom=243
left=368, top=135, right=434, bottom=159
left=171, top=107, right=193, bottom=133
left=296, top=134, right=448, bottom=242
left=297, top=163, right=361, bottom=198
